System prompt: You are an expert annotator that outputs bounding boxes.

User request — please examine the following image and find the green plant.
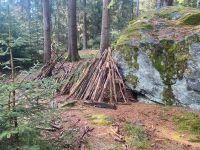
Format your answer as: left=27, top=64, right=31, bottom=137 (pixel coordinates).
left=0, top=64, right=61, bottom=149
left=124, top=122, right=149, bottom=149
left=173, top=112, right=200, bottom=134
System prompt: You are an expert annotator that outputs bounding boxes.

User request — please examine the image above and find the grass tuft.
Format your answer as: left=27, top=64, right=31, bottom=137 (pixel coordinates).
left=173, top=112, right=200, bottom=134
left=124, top=122, right=149, bottom=149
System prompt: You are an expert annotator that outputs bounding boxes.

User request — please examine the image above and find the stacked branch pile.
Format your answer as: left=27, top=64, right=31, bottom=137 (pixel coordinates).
left=67, top=48, right=128, bottom=104
left=34, top=48, right=130, bottom=105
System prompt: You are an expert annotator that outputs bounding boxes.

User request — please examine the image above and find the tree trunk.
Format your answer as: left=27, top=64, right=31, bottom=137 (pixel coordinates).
left=42, top=0, right=51, bottom=64
left=67, top=0, right=80, bottom=61
left=130, top=0, right=134, bottom=20
left=100, top=0, right=110, bottom=54
left=156, top=0, right=161, bottom=10
left=197, top=0, right=200, bottom=8
left=27, top=0, right=31, bottom=44
left=164, top=0, right=173, bottom=6
left=135, top=0, right=139, bottom=17
left=56, top=0, right=61, bottom=42
left=82, top=0, right=87, bottom=49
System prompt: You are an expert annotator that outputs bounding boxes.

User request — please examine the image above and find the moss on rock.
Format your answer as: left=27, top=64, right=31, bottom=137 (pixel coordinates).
left=162, top=86, right=174, bottom=105
left=114, top=7, right=200, bottom=105
left=177, top=13, right=200, bottom=25
left=125, top=75, right=138, bottom=87
left=158, top=6, right=200, bottom=25
left=116, top=19, right=153, bottom=47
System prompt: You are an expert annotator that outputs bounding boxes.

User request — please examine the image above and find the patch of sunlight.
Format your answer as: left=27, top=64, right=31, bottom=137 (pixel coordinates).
left=89, top=114, right=112, bottom=125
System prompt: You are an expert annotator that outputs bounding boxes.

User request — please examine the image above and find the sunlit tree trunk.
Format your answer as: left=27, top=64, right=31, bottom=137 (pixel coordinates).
left=197, top=0, right=200, bottom=8
left=67, top=0, right=80, bottom=61
left=135, top=0, right=139, bottom=17
left=42, top=0, right=51, bottom=63
left=100, top=0, right=110, bottom=54
left=82, top=0, right=87, bottom=49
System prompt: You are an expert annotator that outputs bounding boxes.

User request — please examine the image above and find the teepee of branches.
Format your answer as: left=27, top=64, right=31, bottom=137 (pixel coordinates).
left=67, top=48, right=128, bottom=104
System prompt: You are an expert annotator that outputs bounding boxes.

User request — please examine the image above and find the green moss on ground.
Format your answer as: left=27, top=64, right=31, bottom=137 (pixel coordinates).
left=108, top=145, right=124, bottom=150
left=124, top=122, right=149, bottom=149
left=173, top=112, right=200, bottom=134
left=89, top=114, right=112, bottom=125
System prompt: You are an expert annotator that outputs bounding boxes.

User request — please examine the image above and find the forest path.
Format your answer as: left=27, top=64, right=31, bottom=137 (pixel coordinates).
left=54, top=97, right=200, bottom=150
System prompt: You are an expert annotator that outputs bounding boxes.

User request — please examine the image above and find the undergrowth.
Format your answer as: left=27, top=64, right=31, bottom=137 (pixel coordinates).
left=0, top=64, right=61, bottom=150
left=173, top=112, right=200, bottom=134
left=123, top=122, right=149, bottom=149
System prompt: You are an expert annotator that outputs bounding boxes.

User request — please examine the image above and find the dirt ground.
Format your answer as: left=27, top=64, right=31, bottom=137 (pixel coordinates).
left=48, top=96, right=200, bottom=150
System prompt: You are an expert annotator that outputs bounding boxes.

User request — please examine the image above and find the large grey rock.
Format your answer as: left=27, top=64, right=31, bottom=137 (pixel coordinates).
left=172, top=43, right=200, bottom=106
left=114, top=7, right=200, bottom=109
left=114, top=50, right=165, bottom=104
left=170, top=12, right=182, bottom=20
left=114, top=42, right=200, bottom=108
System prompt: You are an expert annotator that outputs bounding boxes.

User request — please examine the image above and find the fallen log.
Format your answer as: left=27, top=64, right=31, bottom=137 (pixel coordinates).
left=83, top=101, right=117, bottom=109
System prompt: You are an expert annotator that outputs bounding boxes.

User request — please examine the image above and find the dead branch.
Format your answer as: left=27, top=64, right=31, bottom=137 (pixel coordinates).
left=66, top=48, right=130, bottom=105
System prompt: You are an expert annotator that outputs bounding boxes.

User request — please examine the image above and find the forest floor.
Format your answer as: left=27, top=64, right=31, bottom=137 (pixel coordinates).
left=48, top=96, right=200, bottom=150
left=42, top=50, right=200, bottom=150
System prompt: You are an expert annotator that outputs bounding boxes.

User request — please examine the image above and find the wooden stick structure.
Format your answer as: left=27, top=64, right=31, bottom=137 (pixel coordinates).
left=34, top=48, right=130, bottom=105
left=67, top=48, right=128, bottom=104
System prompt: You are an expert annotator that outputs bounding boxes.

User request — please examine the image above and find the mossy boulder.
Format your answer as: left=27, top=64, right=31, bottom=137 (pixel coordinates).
left=158, top=6, right=200, bottom=25
left=113, top=6, right=200, bottom=109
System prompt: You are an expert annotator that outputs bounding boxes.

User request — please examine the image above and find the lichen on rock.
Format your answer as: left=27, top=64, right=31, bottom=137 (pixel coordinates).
left=113, top=6, right=200, bottom=108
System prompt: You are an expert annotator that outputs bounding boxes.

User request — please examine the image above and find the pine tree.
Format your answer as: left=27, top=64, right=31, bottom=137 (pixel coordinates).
left=42, top=0, right=51, bottom=64
left=67, top=0, right=80, bottom=61
left=100, top=0, right=111, bottom=54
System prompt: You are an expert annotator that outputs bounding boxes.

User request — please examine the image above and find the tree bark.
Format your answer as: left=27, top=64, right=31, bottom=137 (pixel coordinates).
left=55, top=0, right=60, bottom=42
left=82, top=0, right=87, bottom=49
left=100, top=0, right=110, bottom=54
left=67, top=0, right=80, bottom=61
left=42, top=0, right=51, bottom=64
left=27, top=0, right=31, bottom=44
left=130, top=0, right=134, bottom=20
left=135, top=0, right=139, bottom=17
left=156, top=0, right=161, bottom=10
left=164, top=0, right=173, bottom=6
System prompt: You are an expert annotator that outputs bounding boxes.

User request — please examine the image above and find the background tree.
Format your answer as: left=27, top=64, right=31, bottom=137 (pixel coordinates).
left=164, top=0, right=174, bottom=5
left=136, top=0, right=140, bottom=16
left=67, top=0, right=80, bottom=61
left=100, top=0, right=111, bottom=54
left=82, top=0, right=87, bottom=49
left=156, top=0, right=162, bottom=10
left=42, top=0, right=51, bottom=63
